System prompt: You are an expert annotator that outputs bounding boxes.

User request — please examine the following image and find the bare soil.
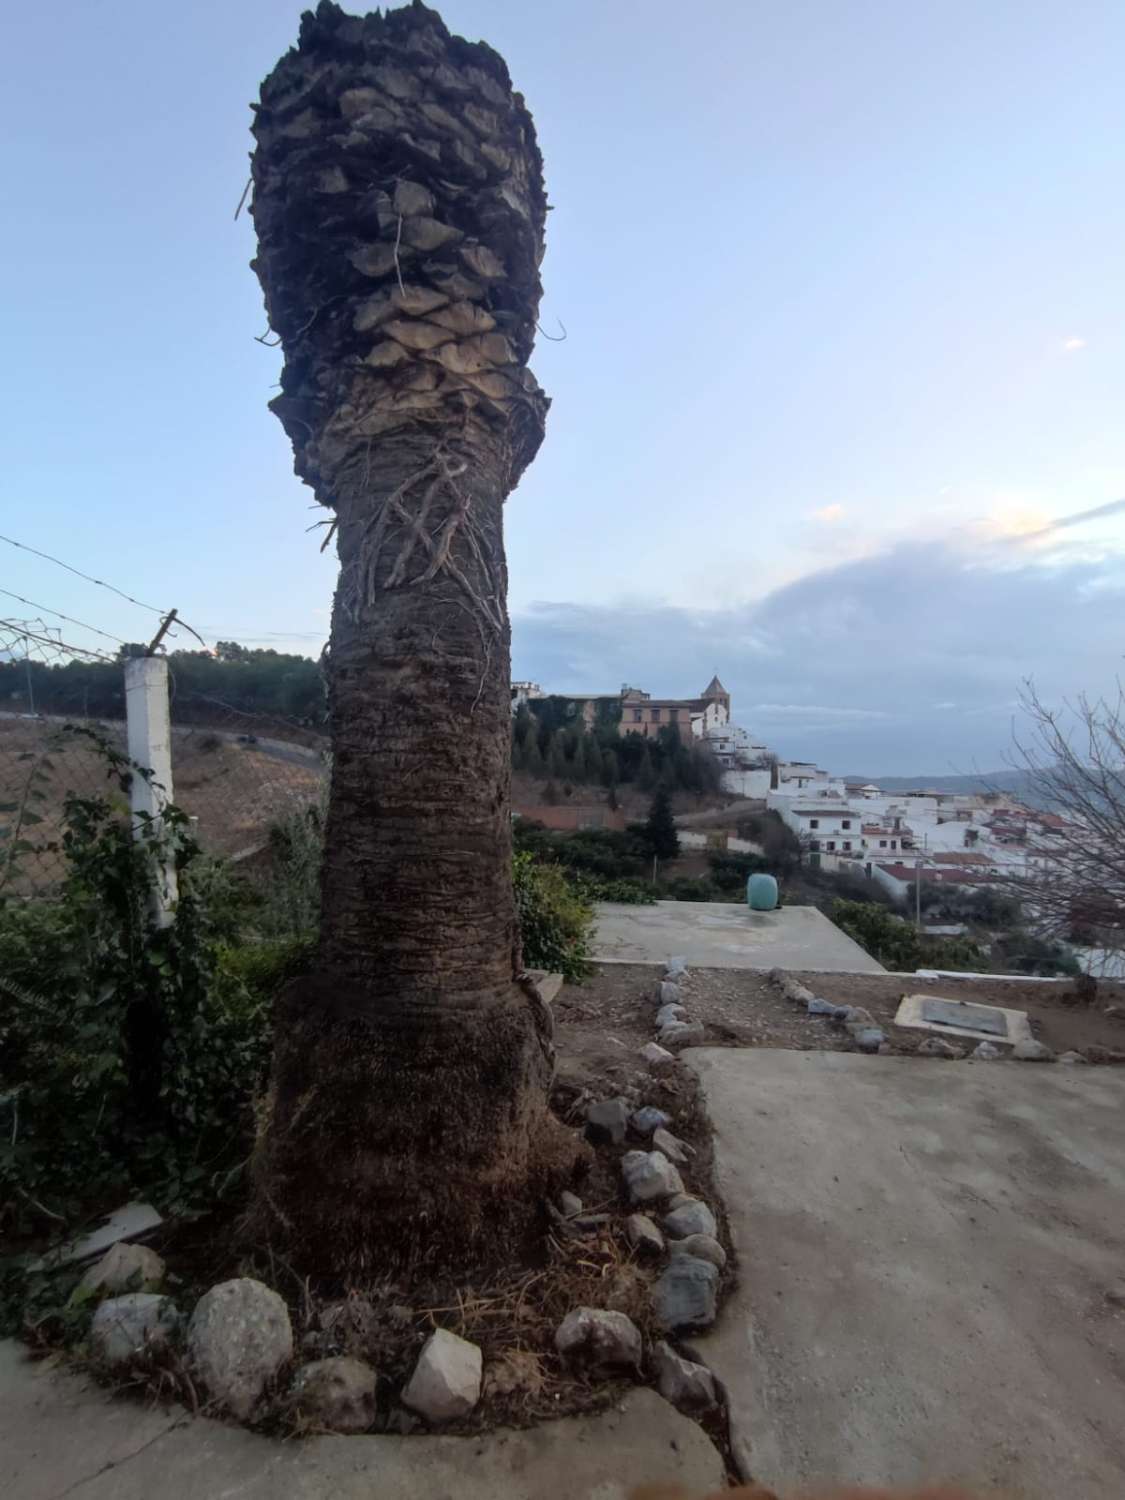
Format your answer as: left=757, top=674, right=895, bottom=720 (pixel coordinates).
left=554, top=963, right=1125, bottom=1065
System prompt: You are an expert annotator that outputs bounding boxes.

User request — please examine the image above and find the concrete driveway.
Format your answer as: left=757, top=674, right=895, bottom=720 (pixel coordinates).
left=687, top=1049, right=1125, bottom=1499
left=593, top=901, right=884, bottom=973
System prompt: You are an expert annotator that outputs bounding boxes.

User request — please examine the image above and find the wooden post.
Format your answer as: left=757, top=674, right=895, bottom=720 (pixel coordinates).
left=124, top=655, right=178, bottom=927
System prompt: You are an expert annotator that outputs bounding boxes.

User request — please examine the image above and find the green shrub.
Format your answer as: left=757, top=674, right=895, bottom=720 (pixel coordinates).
left=831, top=899, right=984, bottom=972
left=512, top=852, right=592, bottom=982
left=570, top=873, right=657, bottom=905
left=662, top=876, right=722, bottom=902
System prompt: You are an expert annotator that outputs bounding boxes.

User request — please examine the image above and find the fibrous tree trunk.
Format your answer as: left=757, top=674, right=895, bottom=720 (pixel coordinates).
left=249, top=0, right=566, bottom=1274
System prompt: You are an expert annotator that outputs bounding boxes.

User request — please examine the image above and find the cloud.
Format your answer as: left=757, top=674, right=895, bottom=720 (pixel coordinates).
left=511, top=542, right=1125, bottom=775
left=1063, top=336, right=1087, bottom=351
left=810, top=503, right=846, bottom=524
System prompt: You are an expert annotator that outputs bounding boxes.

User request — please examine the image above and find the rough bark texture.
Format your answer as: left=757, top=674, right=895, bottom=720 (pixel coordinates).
left=248, top=1, right=565, bottom=1274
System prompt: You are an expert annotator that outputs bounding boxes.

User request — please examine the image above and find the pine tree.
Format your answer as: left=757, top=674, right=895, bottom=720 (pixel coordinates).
left=645, top=786, right=680, bottom=861
left=525, top=735, right=545, bottom=776
left=548, top=732, right=567, bottom=780
left=638, top=743, right=656, bottom=792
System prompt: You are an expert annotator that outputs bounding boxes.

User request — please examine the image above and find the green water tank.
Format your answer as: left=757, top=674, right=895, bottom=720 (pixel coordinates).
left=747, top=872, right=779, bottom=911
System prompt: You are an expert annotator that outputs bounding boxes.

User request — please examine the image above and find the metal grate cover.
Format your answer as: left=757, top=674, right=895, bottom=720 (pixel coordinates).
left=921, top=998, right=1009, bottom=1037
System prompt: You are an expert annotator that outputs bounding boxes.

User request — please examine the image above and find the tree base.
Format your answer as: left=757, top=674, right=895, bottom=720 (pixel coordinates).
left=248, top=972, right=582, bottom=1278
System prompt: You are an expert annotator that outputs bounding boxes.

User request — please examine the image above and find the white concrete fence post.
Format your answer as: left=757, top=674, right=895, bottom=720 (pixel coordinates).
left=124, top=655, right=178, bottom=927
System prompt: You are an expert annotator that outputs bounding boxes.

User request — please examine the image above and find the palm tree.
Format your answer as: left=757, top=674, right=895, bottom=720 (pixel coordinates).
left=249, top=0, right=566, bottom=1273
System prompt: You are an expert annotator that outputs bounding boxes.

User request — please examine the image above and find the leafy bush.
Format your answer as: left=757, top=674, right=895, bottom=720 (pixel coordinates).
left=708, top=850, right=769, bottom=892
left=831, top=899, right=984, bottom=973
left=512, top=851, right=592, bottom=982
left=662, top=876, right=722, bottom=902
left=0, top=740, right=278, bottom=1236
left=512, top=821, right=649, bottom=880
left=570, top=873, right=657, bottom=905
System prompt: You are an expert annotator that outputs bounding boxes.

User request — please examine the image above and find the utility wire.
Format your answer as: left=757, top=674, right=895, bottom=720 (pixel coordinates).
left=0, top=532, right=164, bottom=616
left=0, top=588, right=128, bottom=646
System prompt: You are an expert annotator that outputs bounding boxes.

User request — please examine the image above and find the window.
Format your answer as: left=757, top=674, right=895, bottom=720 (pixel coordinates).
left=670, top=708, right=679, bottom=721
left=843, top=841, right=851, bottom=851
left=826, top=841, right=836, bottom=851
left=879, top=839, right=887, bottom=848
left=809, top=818, right=819, bottom=829
left=633, top=709, right=642, bottom=722
left=651, top=707, right=662, bottom=721
left=842, top=820, right=851, bottom=830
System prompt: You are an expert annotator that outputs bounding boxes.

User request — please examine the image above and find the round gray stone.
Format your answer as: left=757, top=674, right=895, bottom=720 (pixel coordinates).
left=91, top=1293, right=180, bottom=1367
left=652, top=1256, right=719, bottom=1333
left=555, top=1306, right=642, bottom=1370
left=652, top=1340, right=718, bottom=1412
left=663, top=1199, right=717, bottom=1240
left=622, top=1150, right=684, bottom=1204
left=670, top=1233, right=727, bottom=1269
left=631, top=1106, right=672, bottom=1137
left=77, top=1242, right=165, bottom=1299
left=1013, top=1039, right=1056, bottom=1062
left=187, top=1278, right=294, bottom=1419
left=288, top=1356, right=377, bottom=1432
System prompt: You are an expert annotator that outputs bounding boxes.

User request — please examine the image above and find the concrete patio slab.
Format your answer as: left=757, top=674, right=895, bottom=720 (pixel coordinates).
left=593, top=900, right=885, bottom=973
left=0, top=1340, right=724, bottom=1500
left=686, top=1048, right=1125, bottom=1499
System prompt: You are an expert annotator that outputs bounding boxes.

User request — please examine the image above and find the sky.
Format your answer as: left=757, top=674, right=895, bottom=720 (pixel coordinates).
left=2, top=0, right=1123, bottom=774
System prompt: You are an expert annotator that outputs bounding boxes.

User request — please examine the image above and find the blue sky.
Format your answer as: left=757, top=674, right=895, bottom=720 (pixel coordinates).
left=2, top=0, right=1123, bottom=772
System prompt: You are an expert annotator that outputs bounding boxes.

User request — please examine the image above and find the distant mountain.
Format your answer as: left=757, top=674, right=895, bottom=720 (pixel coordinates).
left=844, top=769, right=1039, bottom=798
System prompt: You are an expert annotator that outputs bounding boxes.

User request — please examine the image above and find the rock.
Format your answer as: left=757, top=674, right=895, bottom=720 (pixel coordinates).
left=401, top=1329, right=482, bottom=1423
left=1104, top=1004, right=1124, bottom=1019
left=77, top=1242, right=165, bottom=1299
left=852, top=1027, right=886, bottom=1053
left=666, top=1192, right=695, bottom=1210
left=652, top=1256, right=719, bottom=1332
left=808, top=997, right=847, bottom=1017
left=91, top=1294, right=180, bottom=1367
left=1083, top=1044, right=1125, bottom=1064
left=972, top=1041, right=1004, bottom=1060
left=554, top=1307, right=642, bottom=1370
left=1013, top=1039, right=1056, bottom=1063
left=658, top=981, right=683, bottom=1007
left=559, top=1191, right=583, bottom=1217
left=665, top=956, right=688, bottom=977
left=670, top=1233, right=727, bottom=1269
left=288, top=1357, right=377, bottom=1433
left=655, top=1003, right=687, bottom=1029
left=1105, top=1282, right=1125, bottom=1308
left=652, top=1340, right=718, bottom=1412
left=840, top=1005, right=875, bottom=1027
left=625, top=1213, right=665, bottom=1256
left=663, top=1199, right=718, bottom=1240
left=652, top=1127, right=692, bottom=1163
left=659, top=1021, right=706, bottom=1049
left=631, top=1106, right=672, bottom=1137
left=586, top=1097, right=629, bottom=1145
left=1058, top=1050, right=1089, bottom=1065
left=187, top=1278, right=294, bottom=1419
left=916, top=1036, right=964, bottom=1059
left=878, top=1042, right=893, bottom=1055
left=640, top=1042, right=676, bottom=1070
left=622, top=1150, right=685, bottom=1203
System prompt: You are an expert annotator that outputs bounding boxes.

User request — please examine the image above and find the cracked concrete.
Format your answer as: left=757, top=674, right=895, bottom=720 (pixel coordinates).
left=0, top=1340, right=725, bottom=1500
left=687, top=1048, right=1125, bottom=1499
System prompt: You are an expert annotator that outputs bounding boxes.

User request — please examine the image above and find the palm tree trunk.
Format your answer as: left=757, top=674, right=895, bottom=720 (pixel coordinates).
left=248, top=1, right=569, bottom=1273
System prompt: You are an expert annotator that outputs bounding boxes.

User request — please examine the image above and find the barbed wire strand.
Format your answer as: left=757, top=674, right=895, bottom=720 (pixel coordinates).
left=0, top=618, right=118, bottom=664
left=0, top=589, right=128, bottom=647
left=0, top=532, right=165, bottom=616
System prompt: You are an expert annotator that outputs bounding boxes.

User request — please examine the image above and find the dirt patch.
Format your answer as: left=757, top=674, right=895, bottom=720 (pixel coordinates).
left=555, top=963, right=1125, bottom=1062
